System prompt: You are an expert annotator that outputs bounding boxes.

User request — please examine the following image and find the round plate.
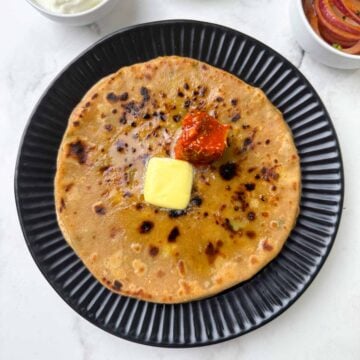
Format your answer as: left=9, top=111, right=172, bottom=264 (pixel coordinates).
left=15, top=20, right=344, bottom=347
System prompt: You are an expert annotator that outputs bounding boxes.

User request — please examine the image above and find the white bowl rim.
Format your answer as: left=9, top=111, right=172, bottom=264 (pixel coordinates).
left=26, top=0, right=110, bottom=18
left=295, top=0, right=360, bottom=60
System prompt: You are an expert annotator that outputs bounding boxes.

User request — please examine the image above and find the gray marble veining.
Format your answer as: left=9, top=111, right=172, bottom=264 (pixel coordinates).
left=1, top=0, right=359, bottom=359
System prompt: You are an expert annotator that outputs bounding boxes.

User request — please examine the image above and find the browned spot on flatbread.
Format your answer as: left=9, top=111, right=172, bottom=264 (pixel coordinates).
left=112, top=280, right=122, bottom=291
left=246, top=230, right=256, bottom=239
left=204, top=241, right=223, bottom=264
left=215, top=277, right=223, bottom=285
left=93, top=203, right=106, bottom=215
left=261, top=166, right=279, bottom=181
left=149, top=245, right=159, bottom=257
left=64, top=183, right=74, bottom=192
left=59, top=198, right=66, bottom=212
left=168, top=226, right=180, bottom=242
left=232, top=190, right=249, bottom=211
left=89, top=253, right=97, bottom=263
left=133, top=288, right=145, bottom=296
left=110, top=227, right=118, bottom=238
left=245, top=183, right=256, bottom=191
left=177, top=260, right=185, bottom=276
left=262, top=240, right=274, bottom=251
left=139, top=221, right=154, bottom=234
left=231, top=113, right=241, bottom=122
left=106, top=92, right=119, bottom=103
left=157, top=270, right=165, bottom=278
left=292, top=181, right=298, bottom=191
left=67, top=140, right=88, bottom=164
left=180, top=280, right=192, bottom=294
left=247, top=211, right=256, bottom=221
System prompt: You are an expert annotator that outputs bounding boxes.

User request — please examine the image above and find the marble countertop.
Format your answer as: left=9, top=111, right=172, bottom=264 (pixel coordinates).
left=1, top=0, right=360, bottom=359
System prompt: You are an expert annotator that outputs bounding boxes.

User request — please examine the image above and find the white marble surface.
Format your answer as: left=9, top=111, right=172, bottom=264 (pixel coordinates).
left=1, top=0, right=360, bottom=359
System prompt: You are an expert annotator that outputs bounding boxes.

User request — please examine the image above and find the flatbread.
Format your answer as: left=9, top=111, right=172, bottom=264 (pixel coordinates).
left=55, top=56, right=301, bottom=303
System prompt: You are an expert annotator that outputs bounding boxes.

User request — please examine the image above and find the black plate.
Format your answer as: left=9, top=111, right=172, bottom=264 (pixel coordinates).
left=15, top=20, right=344, bottom=347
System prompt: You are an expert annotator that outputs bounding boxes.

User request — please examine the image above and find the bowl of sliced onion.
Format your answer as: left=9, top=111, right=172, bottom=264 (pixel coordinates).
left=290, top=0, right=360, bottom=69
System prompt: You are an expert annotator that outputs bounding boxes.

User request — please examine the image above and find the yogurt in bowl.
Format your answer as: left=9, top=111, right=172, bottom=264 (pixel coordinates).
left=27, top=0, right=118, bottom=26
left=33, top=0, right=104, bottom=14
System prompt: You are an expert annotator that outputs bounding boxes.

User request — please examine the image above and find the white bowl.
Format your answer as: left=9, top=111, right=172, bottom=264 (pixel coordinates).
left=290, top=0, right=360, bottom=69
left=26, top=0, right=119, bottom=26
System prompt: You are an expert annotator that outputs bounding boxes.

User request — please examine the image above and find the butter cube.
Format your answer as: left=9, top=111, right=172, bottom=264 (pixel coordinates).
left=144, top=157, right=193, bottom=210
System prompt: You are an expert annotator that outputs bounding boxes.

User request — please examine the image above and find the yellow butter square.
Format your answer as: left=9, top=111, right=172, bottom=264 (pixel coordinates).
left=144, top=157, right=193, bottom=210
